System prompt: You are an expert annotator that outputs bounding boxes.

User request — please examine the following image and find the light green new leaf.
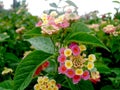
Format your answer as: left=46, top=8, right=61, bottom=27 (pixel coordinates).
left=26, top=36, right=55, bottom=54
left=65, top=32, right=109, bottom=51
left=14, top=50, right=52, bottom=90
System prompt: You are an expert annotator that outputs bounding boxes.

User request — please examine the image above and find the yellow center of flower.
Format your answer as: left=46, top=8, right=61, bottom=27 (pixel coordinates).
left=70, top=55, right=85, bottom=69
left=75, top=69, right=83, bottom=75
left=65, top=60, right=73, bottom=69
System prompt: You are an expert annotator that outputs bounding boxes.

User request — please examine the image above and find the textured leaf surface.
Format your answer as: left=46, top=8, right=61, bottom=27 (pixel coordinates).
left=65, top=32, right=109, bottom=51
left=0, top=80, right=13, bottom=90
left=14, top=50, right=52, bottom=90
left=26, top=36, right=55, bottom=54
left=71, top=22, right=91, bottom=32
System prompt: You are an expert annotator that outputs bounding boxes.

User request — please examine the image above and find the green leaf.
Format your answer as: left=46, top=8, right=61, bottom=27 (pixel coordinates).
left=66, top=0, right=78, bottom=8
left=23, top=27, right=41, bottom=38
left=14, top=50, right=52, bottom=90
left=49, top=3, right=58, bottom=8
left=95, top=63, right=111, bottom=73
left=26, top=36, right=55, bottom=54
left=65, top=32, right=109, bottom=51
left=112, top=1, right=120, bottom=4
left=101, top=85, right=113, bottom=90
left=78, top=80, right=94, bottom=90
left=0, top=80, right=13, bottom=90
left=71, top=22, right=91, bottom=33
left=66, top=78, right=94, bottom=90
left=0, top=33, right=10, bottom=42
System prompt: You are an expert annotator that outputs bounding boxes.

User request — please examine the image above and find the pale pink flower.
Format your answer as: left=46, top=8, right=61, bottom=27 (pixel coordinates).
left=81, top=70, right=90, bottom=80
left=71, top=45, right=80, bottom=56
left=65, top=69, right=75, bottom=78
left=58, top=64, right=67, bottom=74
left=36, top=21, right=42, bottom=27
left=103, top=25, right=116, bottom=34
left=72, top=75, right=81, bottom=84
left=58, top=55, right=66, bottom=63
left=58, top=19, right=70, bottom=28
left=59, top=47, right=65, bottom=55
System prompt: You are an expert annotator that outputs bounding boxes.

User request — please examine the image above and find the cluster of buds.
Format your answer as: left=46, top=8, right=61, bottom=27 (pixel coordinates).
left=34, top=76, right=59, bottom=90
left=103, top=25, right=116, bottom=34
left=2, top=67, right=13, bottom=75
left=58, top=42, right=100, bottom=84
left=36, top=9, right=80, bottom=35
left=33, top=61, right=50, bottom=77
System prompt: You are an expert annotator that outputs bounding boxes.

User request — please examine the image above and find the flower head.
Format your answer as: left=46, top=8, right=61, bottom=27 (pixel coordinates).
left=34, top=76, right=58, bottom=90
left=2, top=67, right=13, bottom=75
left=57, top=42, right=99, bottom=84
left=103, top=25, right=116, bottom=34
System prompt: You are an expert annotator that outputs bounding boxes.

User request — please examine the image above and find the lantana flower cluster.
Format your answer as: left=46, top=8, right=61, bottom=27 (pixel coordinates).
left=58, top=42, right=100, bottom=84
left=34, top=76, right=58, bottom=90
left=36, top=10, right=80, bottom=35
left=103, top=25, right=116, bottom=34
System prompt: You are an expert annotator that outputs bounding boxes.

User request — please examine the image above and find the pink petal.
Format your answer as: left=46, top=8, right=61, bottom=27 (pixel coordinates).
left=65, top=69, right=75, bottom=78
left=71, top=45, right=80, bottom=56
left=58, top=55, right=66, bottom=63
left=58, top=65, right=67, bottom=74
left=73, top=75, right=81, bottom=84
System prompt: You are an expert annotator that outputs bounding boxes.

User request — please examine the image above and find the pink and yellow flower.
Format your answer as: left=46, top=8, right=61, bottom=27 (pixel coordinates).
left=58, top=42, right=99, bottom=84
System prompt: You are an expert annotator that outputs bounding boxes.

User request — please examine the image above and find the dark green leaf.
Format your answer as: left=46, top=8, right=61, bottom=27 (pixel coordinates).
left=101, top=85, right=113, bottom=90
left=78, top=80, right=94, bottom=90
left=49, top=3, right=58, bottom=8
left=95, top=63, right=111, bottom=73
left=14, top=50, right=52, bottom=90
left=71, top=22, right=91, bottom=33
left=65, top=0, right=78, bottom=8
left=0, top=80, right=13, bottom=90
left=26, top=36, right=55, bottom=54
left=65, top=32, right=109, bottom=51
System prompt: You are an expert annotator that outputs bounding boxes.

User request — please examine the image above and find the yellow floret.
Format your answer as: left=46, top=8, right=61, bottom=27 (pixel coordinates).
left=75, top=69, right=83, bottom=75
left=65, top=60, right=73, bottom=69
